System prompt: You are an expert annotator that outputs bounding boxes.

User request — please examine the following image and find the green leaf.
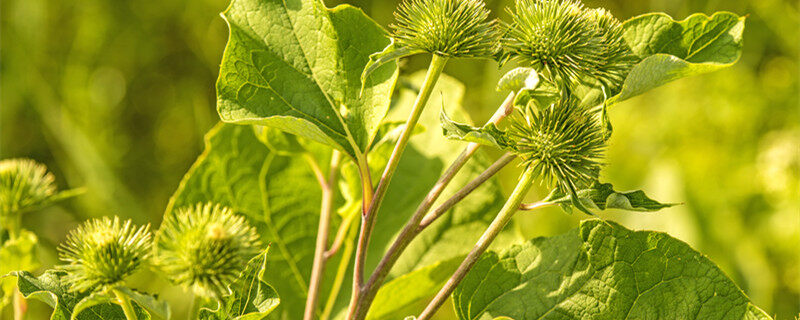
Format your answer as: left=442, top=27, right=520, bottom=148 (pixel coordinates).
left=11, top=270, right=150, bottom=320
left=72, top=292, right=114, bottom=320
left=115, top=288, right=171, bottom=320
left=609, top=12, right=745, bottom=104
left=454, top=220, right=772, bottom=320
left=199, top=250, right=280, bottom=320
left=166, top=123, right=323, bottom=319
left=545, top=180, right=677, bottom=212
left=496, top=67, right=560, bottom=109
left=0, top=230, right=39, bottom=307
left=495, top=67, right=539, bottom=93
left=361, top=41, right=423, bottom=88
left=439, top=109, right=514, bottom=151
left=253, top=126, right=306, bottom=156
left=216, top=0, right=399, bottom=159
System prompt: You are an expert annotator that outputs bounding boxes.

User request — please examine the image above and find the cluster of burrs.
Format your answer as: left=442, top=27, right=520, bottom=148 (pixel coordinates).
left=503, top=0, right=636, bottom=90
left=390, top=0, right=626, bottom=203
left=391, top=0, right=635, bottom=90
left=56, top=202, right=260, bottom=299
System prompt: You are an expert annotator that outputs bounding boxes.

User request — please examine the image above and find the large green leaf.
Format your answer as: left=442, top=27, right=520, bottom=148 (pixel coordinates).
left=199, top=250, right=280, bottom=320
left=10, top=270, right=149, bottom=320
left=608, top=12, right=745, bottom=104
left=216, top=0, right=398, bottom=159
left=453, top=220, right=772, bottom=320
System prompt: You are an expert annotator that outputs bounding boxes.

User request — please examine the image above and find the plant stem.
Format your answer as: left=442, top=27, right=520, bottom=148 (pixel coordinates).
left=349, top=92, right=516, bottom=319
left=416, top=165, right=537, bottom=320
left=113, top=288, right=139, bottom=320
left=7, top=211, right=26, bottom=320
left=304, top=151, right=341, bottom=320
left=351, top=151, right=516, bottom=320
left=417, top=152, right=517, bottom=230
left=321, top=212, right=359, bottom=320
left=13, top=288, right=26, bottom=320
left=187, top=294, right=201, bottom=320
left=347, top=54, right=448, bottom=320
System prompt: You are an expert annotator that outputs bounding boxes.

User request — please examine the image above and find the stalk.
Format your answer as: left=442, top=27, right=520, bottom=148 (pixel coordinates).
left=416, top=165, right=537, bottom=320
left=113, top=288, right=139, bottom=320
left=13, top=288, right=26, bottom=320
left=350, top=152, right=516, bottom=320
left=347, top=55, right=448, bottom=320
left=7, top=211, right=27, bottom=320
left=304, top=151, right=341, bottom=320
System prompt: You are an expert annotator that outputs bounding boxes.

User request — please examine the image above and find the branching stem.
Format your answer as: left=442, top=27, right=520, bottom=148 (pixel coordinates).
left=347, top=54, right=448, bottom=320
left=349, top=91, right=516, bottom=320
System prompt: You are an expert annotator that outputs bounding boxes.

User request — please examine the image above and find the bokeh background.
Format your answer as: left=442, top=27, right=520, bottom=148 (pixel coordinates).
left=1, top=0, right=798, bottom=318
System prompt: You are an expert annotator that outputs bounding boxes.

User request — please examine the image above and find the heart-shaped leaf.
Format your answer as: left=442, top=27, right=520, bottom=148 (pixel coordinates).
left=454, top=220, right=772, bottom=320
left=216, top=0, right=398, bottom=159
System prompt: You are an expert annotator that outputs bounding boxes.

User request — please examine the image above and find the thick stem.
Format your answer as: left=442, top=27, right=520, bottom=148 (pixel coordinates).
left=113, top=288, right=139, bottom=320
left=416, top=166, right=537, bottom=320
left=187, top=294, right=201, bottom=320
left=304, top=151, right=341, bottom=320
left=347, top=55, right=448, bottom=320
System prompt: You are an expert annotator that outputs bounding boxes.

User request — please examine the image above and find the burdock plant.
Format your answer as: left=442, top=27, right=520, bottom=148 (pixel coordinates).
left=155, top=202, right=260, bottom=317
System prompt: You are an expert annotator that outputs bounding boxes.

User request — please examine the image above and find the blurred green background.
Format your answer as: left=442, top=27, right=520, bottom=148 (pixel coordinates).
left=1, top=0, right=798, bottom=318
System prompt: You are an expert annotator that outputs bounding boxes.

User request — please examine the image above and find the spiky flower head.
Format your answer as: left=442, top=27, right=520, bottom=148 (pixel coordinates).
left=503, top=0, right=634, bottom=89
left=588, top=8, right=637, bottom=91
left=155, top=203, right=260, bottom=297
left=58, top=217, right=152, bottom=292
left=507, top=97, right=605, bottom=191
left=392, top=0, right=498, bottom=58
left=0, top=159, right=56, bottom=216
